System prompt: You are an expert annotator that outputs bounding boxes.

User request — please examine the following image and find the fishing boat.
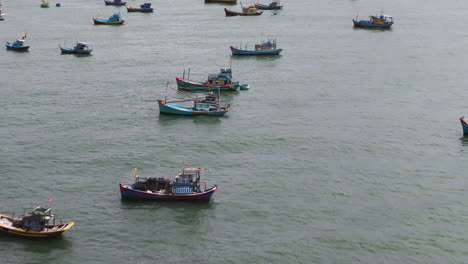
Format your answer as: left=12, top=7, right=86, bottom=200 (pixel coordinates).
left=93, top=12, right=125, bottom=25
left=230, top=39, right=283, bottom=55
left=176, top=68, right=242, bottom=91
left=158, top=93, right=230, bottom=116
left=120, top=167, right=217, bottom=202
left=56, top=2, right=61, bottom=7
left=126, top=3, right=153, bottom=12
left=224, top=4, right=263, bottom=16
left=255, top=1, right=283, bottom=10
left=460, top=116, right=468, bottom=134
left=205, top=0, right=236, bottom=4
left=60, top=42, right=93, bottom=54
left=104, top=0, right=126, bottom=5
left=40, top=0, right=49, bottom=7
left=5, top=34, right=29, bottom=51
left=353, top=14, right=394, bottom=28
left=0, top=206, right=74, bottom=238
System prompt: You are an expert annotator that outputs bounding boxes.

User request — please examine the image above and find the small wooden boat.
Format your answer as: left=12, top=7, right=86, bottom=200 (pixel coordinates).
left=40, top=0, right=49, bottom=7
left=93, top=12, right=125, bottom=25
left=157, top=93, right=230, bottom=116
left=205, top=0, right=236, bottom=4
left=60, top=42, right=93, bottom=54
left=104, top=0, right=126, bottom=5
left=120, top=167, right=217, bottom=202
left=460, top=117, right=468, bottom=134
left=0, top=207, right=74, bottom=238
left=127, top=3, right=153, bottom=12
left=56, top=2, right=61, bottom=7
left=0, top=7, right=5, bottom=20
left=224, top=7, right=263, bottom=16
left=353, top=14, right=394, bottom=28
left=176, top=68, right=242, bottom=91
left=255, top=1, right=283, bottom=10
left=5, top=34, right=29, bottom=51
left=231, top=39, right=282, bottom=55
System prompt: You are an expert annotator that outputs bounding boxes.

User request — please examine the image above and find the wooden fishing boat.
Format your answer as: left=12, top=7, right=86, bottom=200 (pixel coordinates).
left=0, top=207, right=74, bottom=238
left=104, top=0, right=126, bottom=5
left=205, top=0, right=236, bottom=4
left=120, top=167, right=217, bottom=202
left=0, top=7, right=5, bottom=20
left=224, top=7, right=263, bottom=16
left=255, top=1, right=283, bottom=10
left=230, top=39, right=282, bottom=55
left=40, top=1, right=49, bottom=7
left=157, top=93, right=230, bottom=116
left=176, top=68, right=241, bottom=91
left=353, top=14, right=394, bottom=28
left=60, top=42, right=93, bottom=54
left=460, top=117, right=468, bottom=134
left=93, top=12, right=125, bottom=25
left=126, top=3, right=153, bottom=12
left=5, top=34, right=29, bottom=51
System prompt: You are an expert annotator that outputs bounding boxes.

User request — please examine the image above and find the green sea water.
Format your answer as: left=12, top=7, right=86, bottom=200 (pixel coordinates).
left=2, top=0, right=468, bottom=263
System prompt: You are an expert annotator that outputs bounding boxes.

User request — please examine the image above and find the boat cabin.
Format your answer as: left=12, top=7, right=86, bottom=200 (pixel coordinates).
left=140, top=2, right=151, bottom=8
left=75, top=42, right=89, bottom=50
left=13, top=207, right=54, bottom=231
left=206, top=68, right=233, bottom=86
left=108, top=12, right=122, bottom=22
left=255, top=40, right=276, bottom=51
left=370, top=15, right=392, bottom=24
left=14, top=39, right=25, bottom=46
left=130, top=168, right=204, bottom=194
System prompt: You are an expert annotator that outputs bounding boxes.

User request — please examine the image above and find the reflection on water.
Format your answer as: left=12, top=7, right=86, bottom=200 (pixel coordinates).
left=459, top=136, right=468, bottom=146
left=0, top=234, right=73, bottom=252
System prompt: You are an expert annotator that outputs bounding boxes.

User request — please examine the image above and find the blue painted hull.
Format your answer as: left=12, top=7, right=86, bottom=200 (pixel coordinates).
left=353, top=19, right=393, bottom=28
left=119, top=183, right=217, bottom=202
left=460, top=117, right=468, bottom=134
left=158, top=100, right=228, bottom=116
left=5, top=41, right=30, bottom=51
left=230, top=46, right=282, bottom=55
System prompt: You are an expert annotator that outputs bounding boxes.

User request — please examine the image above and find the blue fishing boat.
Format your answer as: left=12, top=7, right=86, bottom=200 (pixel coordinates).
left=176, top=68, right=243, bottom=91
left=120, top=167, right=217, bottom=202
left=353, top=14, right=394, bottom=28
left=93, top=12, right=125, bottom=25
left=5, top=34, right=29, bottom=51
left=460, top=117, right=468, bottom=134
left=59, top=42, right=93, bottom=54
left=255, top=1, right=282, bottom=10
left=230, top=39, right=283, bottom=55
left=127, top=3, right=153, bottom=12
left=157, top=93, right=230, bottom=116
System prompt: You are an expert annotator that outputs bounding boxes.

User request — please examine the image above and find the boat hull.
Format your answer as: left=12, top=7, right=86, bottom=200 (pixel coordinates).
left=119, top=183, right=217, bottom=202
left=176, top=77, right=239, bottom=91
left=0, top=214, right=74, bottom=239
left=205, top=0, right=237, bottom=4
left=93, top=18, right=125, bottom=25
left=255, top=3, right=283, bottom=10
left=224, top=8, right=263, bottom=16
left=5, top=42, right=30, bottom=51
left=158, top=100, right=228, bottom=116
left=104, top=0, right=127, bottom=5
left=127, top=6, right=153, bottom=12
left=230, top=46, right=282, bottom=55
left=460, top=117, right=468, bottom=134
left=352, top=19, right=393, bottom=28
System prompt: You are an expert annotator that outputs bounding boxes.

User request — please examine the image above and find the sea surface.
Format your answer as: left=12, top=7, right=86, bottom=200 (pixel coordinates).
left=1, top=0, right=468, bottom=263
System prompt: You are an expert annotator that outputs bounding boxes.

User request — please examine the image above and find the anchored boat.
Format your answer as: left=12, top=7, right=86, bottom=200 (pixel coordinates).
left=93, top=12, right=125, bottom=25
left=230, top=39, right=283, bottom=55
left=353, top=14, right=394, bottom=28
left=158, top=93, right=230, bottom=116
left=5, top=33, right=29, bottom=51
left=0, top=207, right=74, bottom=238
left=255, top=1, right=283, bottom=10
left=60, top=42, right=93, bottom=54
left=120, top=167, right=217, bottom=202
left=460, top=116, right=468, bottom=134
left=176, top=68, right=242, bottom=91
left=127, top=2, right=153, bottom=12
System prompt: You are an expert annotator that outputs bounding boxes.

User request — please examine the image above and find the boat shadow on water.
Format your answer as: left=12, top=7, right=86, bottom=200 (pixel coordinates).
left=352, top=26, right=393, bottom=31
left=157, top=114, right=227, bottom=124
left=459, top=135, right=468, bottom=146
left=0, top=232, right=73, bottom=248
